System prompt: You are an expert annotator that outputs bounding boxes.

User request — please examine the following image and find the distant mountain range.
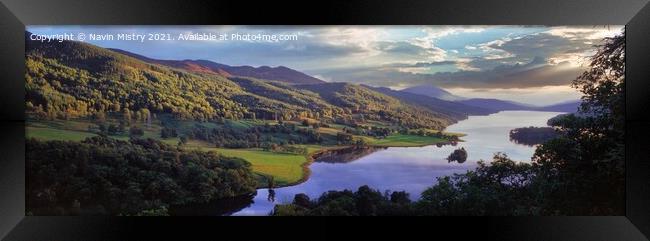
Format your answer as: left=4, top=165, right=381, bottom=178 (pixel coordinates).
left=457, top=98, right=580, bottom=113
left=366, top=86, right=494, bottom=119
left=535, top=100, right=582, bottom=112
left=401, top=85, right=465, bottom=101
left=112, top=47, right=579, bottom=114
left=402, top=84, right=580, bottom=113
left=111, top=48, right=582, bottom=114
left=457, top=98, right=536, bottom=111
left=109, top=48, right=326, bottom=85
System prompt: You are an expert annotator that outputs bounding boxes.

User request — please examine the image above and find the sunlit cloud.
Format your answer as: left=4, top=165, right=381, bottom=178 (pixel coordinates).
left=545, top=26, right=621, bottom=40
left=455, top=58, right=481, bottom=71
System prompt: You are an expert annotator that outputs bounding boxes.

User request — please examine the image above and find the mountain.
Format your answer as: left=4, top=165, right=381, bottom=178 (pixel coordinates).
left=400, top=83, right=580, bottom=113
left=294, top=82, right=455, bottom=129
left=109, top=48, right=325, bottom=85
left=25, top=33, right=460, bottom=130
left=401, top=84, right=465, bottom=101
left=458, top=98, right=581, bottom=113
left=105, top=49, right=228, bottom=76
left=366, top=86, right=496, bottom=119
left=457, top=98, right=535, bottom=111
left=536, top=100, right=581, bottom=112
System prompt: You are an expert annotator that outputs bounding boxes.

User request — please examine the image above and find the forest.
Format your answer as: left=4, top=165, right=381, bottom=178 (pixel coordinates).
left=27, top=137, right=257, bottom=215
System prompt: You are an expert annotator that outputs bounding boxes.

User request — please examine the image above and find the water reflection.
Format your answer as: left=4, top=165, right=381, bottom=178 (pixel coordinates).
left=232, top=111, right=564, bottom=216
left=313, top=147, right=384, bottom=163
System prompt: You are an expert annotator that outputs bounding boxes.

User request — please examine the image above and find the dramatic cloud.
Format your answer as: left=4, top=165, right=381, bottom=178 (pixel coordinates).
left=306, top=26, right=621, bottom=91
left=310, top=56, right=585, bottom=89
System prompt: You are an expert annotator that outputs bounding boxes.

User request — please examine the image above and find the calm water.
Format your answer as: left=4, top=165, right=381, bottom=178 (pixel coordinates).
left=228, top=111, right=563, bottom=215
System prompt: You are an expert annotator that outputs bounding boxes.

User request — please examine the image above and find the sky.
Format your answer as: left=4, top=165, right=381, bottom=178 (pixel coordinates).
left=27, top=25, right=623, bottom=105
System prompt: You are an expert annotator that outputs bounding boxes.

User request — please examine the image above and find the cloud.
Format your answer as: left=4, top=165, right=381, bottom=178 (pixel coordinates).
left=314, top=26, right=623, bottom=90
left=545, top=26, right=621, bottom=41
left=476, top=38, right=516, bottom=60
left=455, top=58, right=482, bottom=71
left=374, top=41, right=446, bottom=62
left=313, top=56, right=585, bottom=89
left=412, top=26, right=487, bottom=47
left=459, top=27, right=622, bottom=71
left=427, top=57, right=584, bottom=88
left=385, top=61, right=457, bottom=68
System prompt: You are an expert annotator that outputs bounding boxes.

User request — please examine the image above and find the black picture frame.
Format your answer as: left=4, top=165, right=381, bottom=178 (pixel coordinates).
left=1, top=0, right=649, bottom=240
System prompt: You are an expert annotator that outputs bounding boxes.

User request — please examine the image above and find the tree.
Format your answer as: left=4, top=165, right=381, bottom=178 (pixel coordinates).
left=107, top=124, right=119, bottom=135
left=293, top=193, right=311, bottom=208
left=129, top=126, right=144, bottom=138
left=26, top=137, right=257, bottom=215
left=354, top=138, right=367, bottom=148
left=161, top=127, right=178, bottom=138
left=267, top=176, right=275, bottom=189
left=123, top=109, right=132, bottom=125
left=532, top=28, right=626, bottom=215
left=336, top=132, right=354, bottom=145
left=112, top=101, right=121, bottom=112
left=139, top=108, right=151, bottom=124
left=178, top=136, right=188, bottom=146
left=446, top=147, right=467, bottom=163
left=94, top=110, right=106, bottom=122
left=418, top=153, right=536, bottom=215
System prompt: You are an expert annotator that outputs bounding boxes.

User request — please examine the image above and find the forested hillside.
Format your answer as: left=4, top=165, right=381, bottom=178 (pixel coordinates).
left=295, top=83, right=454, bottom=129
left=110, top=48, right=326, bottom=85
left=27, top=137, right=257, bottom=215
left=25, top=33, right=470, bottom=130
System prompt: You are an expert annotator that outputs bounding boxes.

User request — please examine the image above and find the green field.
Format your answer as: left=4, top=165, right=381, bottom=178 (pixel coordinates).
left=184, top=140, right=309, bottom=186
left=27, top=127, right=97, bottom=141
left=364, top=134, right=450, bottom=147
left=217, top=148, right=307, bottom=186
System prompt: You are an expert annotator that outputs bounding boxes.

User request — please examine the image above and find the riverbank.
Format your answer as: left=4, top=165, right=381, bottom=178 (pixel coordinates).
left=181, top=133, right=461, bottom=188
left=228, top=134, right=461, bottom=188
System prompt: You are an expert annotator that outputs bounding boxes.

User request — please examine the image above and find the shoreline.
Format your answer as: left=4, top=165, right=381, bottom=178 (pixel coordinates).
left=258, top=139, right=460, bottom=189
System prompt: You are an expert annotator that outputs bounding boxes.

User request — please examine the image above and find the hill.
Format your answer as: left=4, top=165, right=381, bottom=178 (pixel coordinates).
left=367, top=86, right=496, bottom=119
left=536, top=100, right=581, bottom=112
left=109, top=48, right=325, bottom=85
left=295, top=82, right=454, bottom=129
left=25, top=32, right=460, bottom=130
left=458, top=98, right=580, bottom=113
left=457, top=98, right=535, bottom=111
left=401, top=84, right=465, bottom=101
left=401, top=84, right=578, bottom=113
